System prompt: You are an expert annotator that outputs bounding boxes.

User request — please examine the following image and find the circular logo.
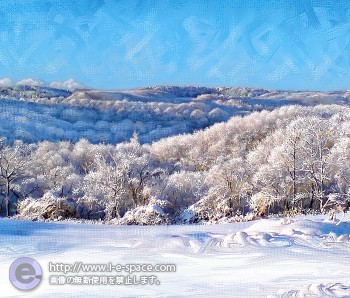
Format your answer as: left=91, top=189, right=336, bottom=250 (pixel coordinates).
left=9, top=257, right=42, bottom=291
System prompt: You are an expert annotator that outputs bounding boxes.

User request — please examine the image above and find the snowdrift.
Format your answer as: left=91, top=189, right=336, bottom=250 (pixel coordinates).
left=1, top=215, right=350, bottom=297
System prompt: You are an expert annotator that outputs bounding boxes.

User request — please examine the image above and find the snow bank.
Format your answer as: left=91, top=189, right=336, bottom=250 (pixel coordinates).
left=219, top=216, right=350, bottom=249
left=115, top=204, right=170, bottom=225
left=1, top=215, right=350, bottom=297
left=17, top=193, right=107, bottom=221
left=270, top=283, right=350, bottom=297
left=16, top=192, right=78, bottom=221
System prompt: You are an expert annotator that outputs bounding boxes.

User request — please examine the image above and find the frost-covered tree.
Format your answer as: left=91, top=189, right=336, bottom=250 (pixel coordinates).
left=297, top=117, right=334, bottom=210
left=204, top=157, right=250, bottom=216
left=0, top=140, right=30, bottom=216
left=152, top=171, right=207, bottom=216
left=84, top=134, right=156, bottom=218
left=83, top=152, right=129, bottom=218
left=31, top=141, right=81, bottom=197
left=328, top=137, right=350, bottom=195
left=254, top=121, right=304, bottom=211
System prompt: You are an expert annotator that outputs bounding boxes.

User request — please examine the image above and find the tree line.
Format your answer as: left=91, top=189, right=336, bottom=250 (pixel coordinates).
left=2, top=104, right=350, bottom=223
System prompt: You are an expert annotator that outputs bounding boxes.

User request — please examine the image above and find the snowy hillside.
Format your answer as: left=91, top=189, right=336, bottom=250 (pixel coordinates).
left=2, top=86, right=350, bottom=296
left=1, top=85, right=350, bottom=144
left=1, top=215, right=350, bottom=297
left=0, top=99, right=349, bottom=225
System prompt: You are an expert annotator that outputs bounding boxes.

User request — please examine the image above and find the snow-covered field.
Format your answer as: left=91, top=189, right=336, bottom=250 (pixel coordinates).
left=1, top=215, right=350, bottom=297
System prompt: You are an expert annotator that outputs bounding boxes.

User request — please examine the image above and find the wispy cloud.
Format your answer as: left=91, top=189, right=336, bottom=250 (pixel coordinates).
left=16, top=78, right=44, bottom=86
left=0, top=77, right=13, bottom=87
left=49, top=79, right=85, bottom=91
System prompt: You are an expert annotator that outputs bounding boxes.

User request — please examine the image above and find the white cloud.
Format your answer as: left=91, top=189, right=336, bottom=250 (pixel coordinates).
left=0, top=77, right=13, bottom=87
left=49, top=79, right=85, bottom=91
left=16, top=78, right=44, bottom=86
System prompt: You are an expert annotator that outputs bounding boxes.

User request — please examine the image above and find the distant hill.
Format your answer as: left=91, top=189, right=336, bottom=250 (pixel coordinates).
left=0, top=85, right=349, bottom=144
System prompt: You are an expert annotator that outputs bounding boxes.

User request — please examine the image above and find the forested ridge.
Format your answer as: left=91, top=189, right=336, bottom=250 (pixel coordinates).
left=1, top=98, right=349, bottom=224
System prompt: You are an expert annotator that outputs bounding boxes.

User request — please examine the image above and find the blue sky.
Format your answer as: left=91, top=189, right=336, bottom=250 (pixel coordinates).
left=1, top=0, right=350, bottom=90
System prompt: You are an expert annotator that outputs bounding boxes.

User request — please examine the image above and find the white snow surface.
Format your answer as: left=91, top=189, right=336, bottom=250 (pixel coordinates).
left=1, top=215, right=350, bottom=297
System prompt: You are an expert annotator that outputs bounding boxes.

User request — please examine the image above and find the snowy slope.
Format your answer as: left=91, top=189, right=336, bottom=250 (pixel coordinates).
left=1, top=215, right=350, bottom=297
left=1, top=85, right=350, bottom=144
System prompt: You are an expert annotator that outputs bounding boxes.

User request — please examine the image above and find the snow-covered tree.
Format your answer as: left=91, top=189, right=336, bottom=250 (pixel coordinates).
left=297, top=117, right=334, bottom=210
left=84, top=134, right=156, bottom=218
left=0, top=140, right=30, bottom=216
left=204, top=157, right=251, bottom=216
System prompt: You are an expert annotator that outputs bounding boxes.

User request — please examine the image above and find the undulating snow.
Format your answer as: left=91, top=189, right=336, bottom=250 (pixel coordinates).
left=1, top=215, right=350, bottom=297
